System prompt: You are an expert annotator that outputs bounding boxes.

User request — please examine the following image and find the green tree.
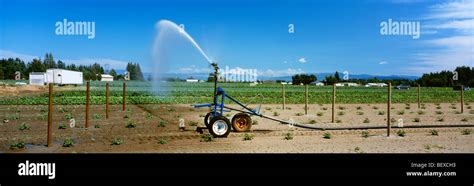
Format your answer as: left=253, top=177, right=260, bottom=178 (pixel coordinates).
left=109, top=69, right=117, bottom=80
left=335, top=71, right=340, bottom=82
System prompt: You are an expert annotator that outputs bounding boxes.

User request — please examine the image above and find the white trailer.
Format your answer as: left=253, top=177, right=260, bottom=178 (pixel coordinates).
left=29, top=72, right=47, bottom=85
left=46, top=69, right=83, bottom=85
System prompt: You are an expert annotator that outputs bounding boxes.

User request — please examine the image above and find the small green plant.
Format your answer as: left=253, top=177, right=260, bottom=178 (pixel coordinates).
left=146, top=113, right=154, bottom=119
left=357, top=111, right=364, bottom=115
left=437, top=117, right=445, bottom=122
left=461, top=129, right=471, bottom=135
left=356, top=106, right=362, bottom=110
left=19, top=122, right=30, bottom=130
left=123, top=114, right=129, bottom=119
left=252, top=120, right=258, bottom=125
left=64, top=113, right=73, bottom=120
left=397, top=110, right=405, bottom=115
left=361, top=131, right=370, bottom=138
left=354, top=147, right=362, bottom=153
left=317, top=112, right=324, bottom=116
left=335, top=119, right=342, bottom=123
left=461, top=118, right=468, bottom=122
left=62, top=138, right=75, bottom=147
left=111, top=137, right=123, bottom=145
left=188, top=121, right=198, bottom=126
left=454, top=111, right=462, bottom=114
left=397, top=130, right=406, bottom=137
left=243, top=133, right=255, bottom=141
left=126, top=121, right=136, bottom=128
left=451, top=106, right=457, bottom=109
left=430, top=129, right=439, bottom=136
left=167, top=107, right=176, bottom=112
left=435, top=111, right=444, bottom=115
left=470, top=110, right=474, bottom=114
left=287, top=107, right=292, bottom=110
left=424, top=144, right=431, bottom=150
left=363, top=118, right=370, bottom=123
left=93, top=114, right=102, bottom=119
left=323, top=132, right=332, bottom=139
left=390, top=118, right=396, bottom=123
left=405, top=106, right=411, bottom=110
left=378, top=111, right=385, bottom=115
left=200, top=134, right=214, bottom=142
left=467, top=106, right=472, bottom=109
left=308, top=119, right=317, bottom=124
left=58, top=123, right=67, bottom=129
left=372, top=106, right=379, bottom=110
left=321, top=107, right=327, bottom=110
left=158, top=120, right=167, bottom=127
left=436, top=106, right=442, bottom=109
left=8, top=114, right=20, bottom=120
left=417, top=110, right=425, bottom=115
left=59, top=107, right=69, bottom=113
left=273, top=112, right=280, bottom=116
left=295, top=112, right=303, bottom=116
left=283, top=132, right=293, bottom=140
left=158, top=138, right=167, bottom=145
left=338, top=106, right=346, bottom=110
left=265, top=107, right=272, bottom=111
left=10, top=141, right=25, bottom=150
left=338, top=111, right=345, bottom=116
left=413, top=118, right=421, bottom=122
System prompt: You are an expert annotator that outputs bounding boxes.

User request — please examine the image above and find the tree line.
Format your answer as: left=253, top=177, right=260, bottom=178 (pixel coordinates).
left=291, top=66, right=474, bottom=87
left=0, top=53, right=144, bottom=81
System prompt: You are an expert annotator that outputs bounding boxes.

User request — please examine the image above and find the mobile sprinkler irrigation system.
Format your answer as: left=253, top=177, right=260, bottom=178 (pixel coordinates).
left=193, top=63, right=474, bottom=138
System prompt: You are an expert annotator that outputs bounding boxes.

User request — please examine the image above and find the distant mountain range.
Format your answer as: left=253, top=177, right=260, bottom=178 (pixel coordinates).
left=263, top=73, right=419, bottom=82
left=134, top=72, right=419, bottom=81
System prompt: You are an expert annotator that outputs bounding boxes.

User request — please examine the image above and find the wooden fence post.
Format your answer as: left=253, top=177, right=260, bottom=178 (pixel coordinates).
left=387, top=83, right=392, bottom=137
left=332, top=83, right=336, bottom=123
left=47, top=83, right=53, bottom=147
left=305, top=85, right=308, bottom=115
left=461, top=85, right=464, bottom=113
left=417, top=84, right=421, bottom=109
left=282, top=84, right=285, bottom=110
left=85, top=81, right=90, bottom=128
left=123, top=81, right=126, bottom=111
left=106, top=82, right=109, bottom=119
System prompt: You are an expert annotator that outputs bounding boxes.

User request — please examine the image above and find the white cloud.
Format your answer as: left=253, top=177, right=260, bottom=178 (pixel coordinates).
left=379, top=61, right=388, bottom=65
left=0, top=50, right=40, bottom=62
left=298, top=57, right=307, bottom=63
left=257, top=68, right=305, bottom=77
left=408, top=0, right=474, bottom=74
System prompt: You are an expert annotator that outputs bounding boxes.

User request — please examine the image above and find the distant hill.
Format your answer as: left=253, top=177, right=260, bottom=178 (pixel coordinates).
left=260, top=73, right=419, bottom=82
left=129, top=72, right=419, bottom=81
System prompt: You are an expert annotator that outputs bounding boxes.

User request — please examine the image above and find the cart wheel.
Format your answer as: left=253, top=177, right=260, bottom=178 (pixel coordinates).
left=204, top=112, right=213, bottom=128
left=209, top=116, right=231, bottom=138
left=231, top=113, right=252, bottom=132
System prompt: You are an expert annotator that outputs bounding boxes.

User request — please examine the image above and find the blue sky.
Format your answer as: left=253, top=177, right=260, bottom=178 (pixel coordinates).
left=1, top=0, right=473, bottom=77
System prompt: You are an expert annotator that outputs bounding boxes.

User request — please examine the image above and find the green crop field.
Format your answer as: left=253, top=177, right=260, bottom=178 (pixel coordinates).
left=0, top=81, right=472, bottom=105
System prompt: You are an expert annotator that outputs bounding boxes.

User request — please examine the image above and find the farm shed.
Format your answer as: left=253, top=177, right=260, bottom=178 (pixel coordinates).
left=46, top=69, right=83, bottom=85
left=101, top=74, right=114, bottom=82
left=29, top=72, right=46, bottom=85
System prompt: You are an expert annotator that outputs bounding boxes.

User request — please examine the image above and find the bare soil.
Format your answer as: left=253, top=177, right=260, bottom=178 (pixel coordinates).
left=1, top=103, right=473, bottom=153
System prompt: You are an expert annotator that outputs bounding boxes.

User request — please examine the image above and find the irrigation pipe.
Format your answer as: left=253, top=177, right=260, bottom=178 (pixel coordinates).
left=224, top=106, right=474, bottom=131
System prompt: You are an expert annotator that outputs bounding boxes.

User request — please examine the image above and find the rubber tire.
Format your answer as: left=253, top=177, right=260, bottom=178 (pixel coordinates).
left=204, top=112, right=213, bottom=128
left=231, top=113, right=252, bottom=132
left=208, top=116, right=231, bottom=138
